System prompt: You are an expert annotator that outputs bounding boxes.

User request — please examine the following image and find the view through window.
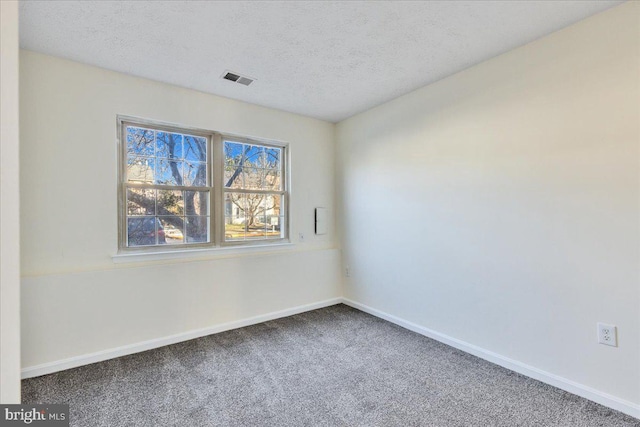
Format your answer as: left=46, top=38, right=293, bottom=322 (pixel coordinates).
left=119, top=118, right=288, bottom=250
left=223, top=141, right=285, bottom=242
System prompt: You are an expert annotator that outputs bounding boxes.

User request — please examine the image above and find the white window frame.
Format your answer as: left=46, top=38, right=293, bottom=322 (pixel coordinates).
left=117, top=115, right=289, bottom=253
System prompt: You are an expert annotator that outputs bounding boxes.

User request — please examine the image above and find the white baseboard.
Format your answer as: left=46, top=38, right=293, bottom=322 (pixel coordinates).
left=341, top=298, right=640, bottom=420
left=21, top=297, right=343, bottom=380
left=21, top=296, right=639, bottom=420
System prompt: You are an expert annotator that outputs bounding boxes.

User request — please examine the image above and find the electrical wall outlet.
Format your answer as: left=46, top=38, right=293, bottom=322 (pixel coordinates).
left=298, top=232, right=305, bottom=242
left=345, top=266, right=351, bottom=277
left=597, top=323, right=617, bottom=347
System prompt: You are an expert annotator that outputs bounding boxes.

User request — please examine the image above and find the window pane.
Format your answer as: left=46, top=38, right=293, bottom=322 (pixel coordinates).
left=156, top=132, right=183, bottom=159
left=185, top=191, right=209, bottom=216
left=185, top=216, right=209, bottom=243
left=264, top=169, right=281, bottom=191
left=224, top=142, right=283, bottom=192
left=265, top=195, right=283, bottom=239
left=224, top=193, right=245, bottom=241
left=226, top=192, right=247, bottom=217
left=127, top=188, right=156, bottom=216
left=184, top=135, right=207, bottom=162
left=224, top=141, right=244, bottom=167
left=244, top=193, right=267, bottom=230
left=224, top=192, right=282, bottom=241
left=127, top=127, right=154, bottom=156
left=157, top=190, right=184, bottom=216
left=266, top=216, right=284, bottom=239
left=267, top=193, right=283, bottom=217
left=245, top=197, right=266, bottom=240
left=224, top=221, right=244, bottom=241
left=127, top=157, right=155, bottom=184
left=159, top=216, right=184, bottom=245
left=265, top=147, right=281, bottom=170
left=242, top=166, right=264, bottom=190
left=127, top=217, right=162, bottom=246
left=224, top=163, right=243, bottom=188
left=245, top=145, right=265, bottom=166
left=184, top=162, right=207, bottom=186
left=155, top=159, right=183, bottom=185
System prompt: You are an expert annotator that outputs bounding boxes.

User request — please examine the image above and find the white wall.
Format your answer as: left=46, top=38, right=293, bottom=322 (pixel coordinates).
left=337, top=1, right=639, bottom=409
left=20, top=51, right=340, bottom=369
left=1, top=1, right=21, bottom=404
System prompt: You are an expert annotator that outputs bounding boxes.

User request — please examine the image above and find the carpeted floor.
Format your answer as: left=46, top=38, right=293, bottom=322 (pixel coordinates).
left=23, top=304, right=639, bottom=426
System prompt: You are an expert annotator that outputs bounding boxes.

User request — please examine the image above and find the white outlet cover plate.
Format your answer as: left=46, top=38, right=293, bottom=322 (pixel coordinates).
left=597, top=323, right=617, bottom=347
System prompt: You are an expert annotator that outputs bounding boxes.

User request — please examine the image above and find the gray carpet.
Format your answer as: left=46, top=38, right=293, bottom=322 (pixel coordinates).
left=22, top=304, right=639, bottom=427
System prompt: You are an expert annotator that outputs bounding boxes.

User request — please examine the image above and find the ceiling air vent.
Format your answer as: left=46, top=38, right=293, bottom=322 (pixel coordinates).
left=221, top=70, right=254, bottom=86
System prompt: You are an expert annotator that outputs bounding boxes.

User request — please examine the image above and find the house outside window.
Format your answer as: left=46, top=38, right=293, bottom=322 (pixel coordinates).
left=118, top=116, right=288, bottom=251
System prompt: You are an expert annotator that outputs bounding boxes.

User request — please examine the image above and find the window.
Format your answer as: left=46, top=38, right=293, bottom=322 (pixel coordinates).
left=223, top=140, right=285, bottom=242
left=118, top=117, right=288, bottom=251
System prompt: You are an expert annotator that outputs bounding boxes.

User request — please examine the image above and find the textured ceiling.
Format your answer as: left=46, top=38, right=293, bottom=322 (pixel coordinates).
left=19, top=0, right=624, bottom=123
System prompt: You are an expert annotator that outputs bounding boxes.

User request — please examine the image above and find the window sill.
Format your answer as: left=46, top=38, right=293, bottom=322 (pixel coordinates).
left=112, top=242, right=295, bottom=264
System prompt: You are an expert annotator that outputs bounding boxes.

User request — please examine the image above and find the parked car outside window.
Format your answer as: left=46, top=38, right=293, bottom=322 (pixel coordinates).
left=127, top=217, right=166, bottom=246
